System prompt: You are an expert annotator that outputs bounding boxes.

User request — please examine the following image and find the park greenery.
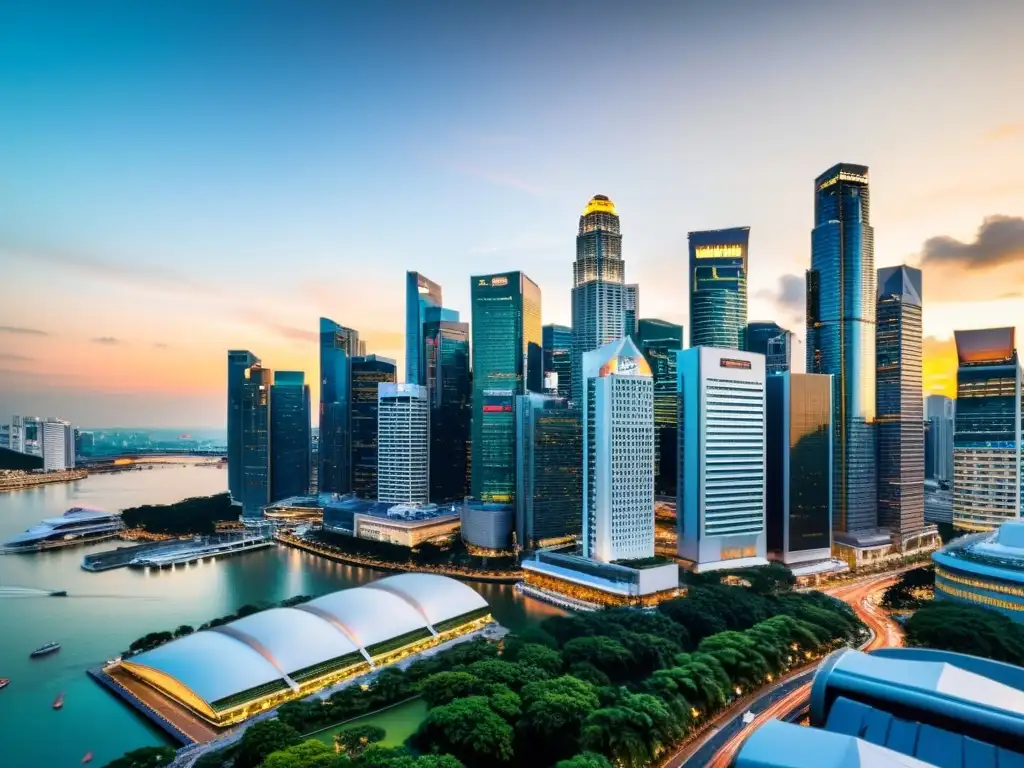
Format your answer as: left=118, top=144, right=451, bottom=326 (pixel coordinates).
left=880, top=566, right=935, bottom=611
left=904, top=600, right=1024, bottom=666
left=121, top=492, right=238, bottom=535
left=102, top=746, right=178, bottom=768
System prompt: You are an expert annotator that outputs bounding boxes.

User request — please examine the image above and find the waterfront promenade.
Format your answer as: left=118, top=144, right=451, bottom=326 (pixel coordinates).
left=0, top=468, right=87, bottom=491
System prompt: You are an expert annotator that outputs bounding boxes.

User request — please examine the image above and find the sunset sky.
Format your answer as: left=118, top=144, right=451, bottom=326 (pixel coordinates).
left=1, top=1, right=1022, bottom=428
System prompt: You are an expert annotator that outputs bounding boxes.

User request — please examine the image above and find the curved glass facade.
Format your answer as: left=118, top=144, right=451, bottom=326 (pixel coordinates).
left=688, top=228, right=749, bottom=351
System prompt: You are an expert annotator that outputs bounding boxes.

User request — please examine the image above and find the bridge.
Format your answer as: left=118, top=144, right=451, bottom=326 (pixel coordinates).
left=78, top=450, right=226, bottom=466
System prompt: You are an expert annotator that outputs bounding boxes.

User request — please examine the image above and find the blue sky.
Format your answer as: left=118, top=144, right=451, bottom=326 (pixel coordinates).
left=0, top=0, right=1022, bottom=426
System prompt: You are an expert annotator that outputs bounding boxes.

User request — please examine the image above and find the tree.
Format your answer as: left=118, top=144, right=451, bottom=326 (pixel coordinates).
left=102, top=746, right=178, bottom=768
left=555, top=753, right=615, bottom=768
left=905, top=601, right=1024, bottom=665
left=579, top=707, right=655, bottom=768
left=487, top=686, right=522, bottom=722
left=173, top=624, right=194, bottom=638
left=412, top=696, right=514, bottom=767
left=658, top=599, right=726, bottom=646
left=516, top=676, right=601, bottom=763
left=418, top=671, right=484, bottom=708
left=262, top=739, right=337, bottom=768
left=465, top=659, right=549, bottom=691
left=561, top=636, right=633, bottom=682
left=334, top=725, right=386, bottom=758
left=502, top=642, right=563, bottom=676
left=235, top=719, right=302, bottom=768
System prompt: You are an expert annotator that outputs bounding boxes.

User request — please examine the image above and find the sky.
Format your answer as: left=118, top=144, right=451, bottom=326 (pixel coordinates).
left=0, top=0, right=1022, bottom=428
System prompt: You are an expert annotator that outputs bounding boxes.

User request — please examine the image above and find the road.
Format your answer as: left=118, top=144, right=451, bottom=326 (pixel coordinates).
left=668, top=571, right=905, bottom=768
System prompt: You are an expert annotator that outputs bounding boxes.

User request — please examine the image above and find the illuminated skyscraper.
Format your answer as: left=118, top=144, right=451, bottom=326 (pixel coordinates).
left=319, top=318, right=360, bottom=494
left=745, top=322, right=792, bottom=374
left=572, top=194, right=625, bottom=403
left=688, top=227, right=749, bottom=350
left=806, top=163, right=877, bottom=537
left=424, top=309, right=470, bottom=502
left=624, top=284, right=639, bottom=341
left=876, top=265, right=925, bottom=540
left=351, top=355, right=397, bottom=499
left=228, top=350, right=260, bottom=505
left=542, top=323, right=572, bottom=399
left=636, top=318, right=684, bottom=495
left=405, top=271, right=442, bottom=386
left=240, top=364, right=272, bottom=519
left=270, top=371, right=311, bottom=501
left=471, top=271, right=542, bottom=504
left=377, top=383, right=429, bottom=504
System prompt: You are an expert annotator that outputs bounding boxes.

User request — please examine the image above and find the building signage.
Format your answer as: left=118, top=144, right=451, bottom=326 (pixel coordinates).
left=618, top=356, right=638, bottom=374
left=720, top=358, right=752, bottom=370
left=491, top=276, right=509, bottom=287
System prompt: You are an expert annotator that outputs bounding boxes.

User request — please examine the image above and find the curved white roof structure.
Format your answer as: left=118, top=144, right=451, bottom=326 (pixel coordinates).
left=121, top=574, right=491, bottom=718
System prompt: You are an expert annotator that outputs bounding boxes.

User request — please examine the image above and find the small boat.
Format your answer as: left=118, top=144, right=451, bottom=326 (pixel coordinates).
left=30, top=642, right=61, bottom=658
left=81, top=752, right=93, bottom=765
left=50, top=590, right=67, bottom=597
left=53, top=692, right=64, bottom=709
left=0, top=678, right=9, bottom=691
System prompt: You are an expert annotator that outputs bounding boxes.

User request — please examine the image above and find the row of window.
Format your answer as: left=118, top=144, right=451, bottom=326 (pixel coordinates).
left=935, top=567, right=1024, bottom=598
left=936, top=580, right=1024, bottom=613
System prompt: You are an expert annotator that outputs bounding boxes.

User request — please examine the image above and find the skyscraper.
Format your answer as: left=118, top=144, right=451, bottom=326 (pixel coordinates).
left=319, top=318, right=359, bottom=494
left=270, top=371, right=311, bottom=501
left=925, top=395, right=955, bottom=482
left=677, top=347, right=768, bottom=572
left=240, top=364, right=272, bottom=519
left=746, top=322, right=792, bottom=374
left=424, top=310, right=470, bottom=502
left=582, top=337, right=655, bottom=563
left=351, top=355, right=397, bottom=499
left=623, top=284, right=639, bottom=341
left=953, top=327, right=1022, bottom=532
left=228, top=351, right=260, bottom=504
left=876, top=265, right=925, bottom=540
left=688, top=227, right=750, bottom=350
left=766, top=373, right=833, bottom=565
left=405, top=272, right=442, bottom=386
left=572, top=194, right=625, bottom=403
left=470, top=271, right=541, bottom=503
left=636, top=318, right=684, bottom=495
left=40, top=418, right=72, bottom=471
left=542, top=323, right=572, bottom=400
left=806, top=163, right=877, bottom=537
left=515, top=393, right=582, bottom=550
left=377, top=383, right=429, bottom=504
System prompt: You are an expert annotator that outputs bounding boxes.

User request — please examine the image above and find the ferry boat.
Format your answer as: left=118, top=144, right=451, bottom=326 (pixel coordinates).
left=2, top=508, right=125, bottom=552
left=53, top=692, right=64, bottom=709
left=30, top=642, right=61, bottom=658
left=0, top=678, right=9, bottom=691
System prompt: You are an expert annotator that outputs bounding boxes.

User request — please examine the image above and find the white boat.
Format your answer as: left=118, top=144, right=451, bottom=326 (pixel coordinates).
left=3, top=508, right=125, bottom=552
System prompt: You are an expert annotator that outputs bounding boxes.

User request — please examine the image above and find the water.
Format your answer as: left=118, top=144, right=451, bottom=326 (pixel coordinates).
left=0, top=464, right=564, bottom=768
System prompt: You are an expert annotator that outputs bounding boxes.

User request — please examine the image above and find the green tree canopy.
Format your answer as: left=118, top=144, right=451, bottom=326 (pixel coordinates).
left=235, top=719, right=302, bottom=768
left=101, top=745, right=178, bottom=768
left=505, top=642, right=563, bottom=675
left=262, top=739, right=337, bottom=768
left=554, top=753, right=615, bottom=768
left=334, top=725, right=386, bottom=758
left=412, top=696, right=515, bottom=767
left=905, top=601, right=1024, bottom=665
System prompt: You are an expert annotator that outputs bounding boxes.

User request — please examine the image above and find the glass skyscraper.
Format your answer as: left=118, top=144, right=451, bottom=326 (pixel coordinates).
left=623, top=284, right=639, bottom=342
left=424, top=310, right=470, bottom=502
left=405, top=271, right=442, bottom=386
left=228, top=349, right=260, bottom=505
left=572, top=194, right=625, bottom=403
left=542, top=323, right=572, bottom=399
left=470, top=271, right=542, bottom=503
left=688, top=227, right=749, bottom=350
left=745, top=322, right=792, bottom=374
left=636, top=318, right=684, bottom=495
left=351, top=355, right=397, bottom=499
left=876, top=265, right=925, bottom=539
left=926, top=394, right=955, bottom=482
left=270, top=371, right=311, bottom=501
left=806, top=163, right=877, bottom=536
left=319, top=318, right=360, bottom=494
left=240, top=364, right=272, bottom=519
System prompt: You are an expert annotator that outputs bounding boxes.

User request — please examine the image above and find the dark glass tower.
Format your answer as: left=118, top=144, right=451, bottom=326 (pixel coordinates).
left=351, top=355, right=397, bottom=499
left=572, top=194, right=625, bottom=403
left=636, top=318, right=684, bottom=495
left=270, top=371, right=311, bottom=501
left=542, top=323, right=572, bottom=399
left=424, top=310, right=470, bottom=502
left=405, top=272, right=442, bottom=386
left=240, top=364, right=272, bottom=519
left=806, top=163, right=877, bottom=536
left=319, top=318, right=360, bottom=494
left=624, top=284, right=639, bottom=341
left=688, top=227, right=749, bottom=350
left=470, top=271, right=542, bottom=503
left=745, top=322, right=792, bottom=374
left=876, top=266, right=925, bottom=539
left=228, top=350, right=260, bottom=505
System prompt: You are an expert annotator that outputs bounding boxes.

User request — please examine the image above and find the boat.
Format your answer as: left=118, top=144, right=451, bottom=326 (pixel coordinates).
left=81, top=751, right=93, bottom=764
left=0, top=678, right=9, bottom=691
left=2, top=508, right=125, bottom=552
left=30, top=642, right=61, bottom=658
left=53, top=692, right=64, bottom=709
left=50, top=590, right=67, bottom=597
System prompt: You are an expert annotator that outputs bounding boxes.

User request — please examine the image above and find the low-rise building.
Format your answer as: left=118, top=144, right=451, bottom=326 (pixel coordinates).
left=323, top=495, right=459, bottom=547
left=520, top=549, right=679, bottom=609
left=460, top=499, right=515, bottom=552
left=932, top=519, right=1024, bottom=622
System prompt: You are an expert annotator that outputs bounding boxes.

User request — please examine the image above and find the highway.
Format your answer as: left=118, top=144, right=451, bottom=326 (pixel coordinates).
left=668, top=571, right=905, bottom=768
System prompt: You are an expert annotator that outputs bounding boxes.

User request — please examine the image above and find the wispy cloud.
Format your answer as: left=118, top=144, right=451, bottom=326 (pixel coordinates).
left=755, top=273, right=805, bottom=322
left=0, top=353, right=34, bottom=361
left=92, top=336, right=122, bottom=346
left=985, top=123, right=1024, bottom=141
left=0, top=325, right=48, bottom=336
left=235, top=309, right=318, bottom=343
left=154, top=342, right=171, bottom=349
left=920, top=215, right=1024, bottom=269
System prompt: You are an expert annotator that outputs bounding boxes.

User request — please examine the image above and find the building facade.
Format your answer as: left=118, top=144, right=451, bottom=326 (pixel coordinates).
left=240, top=364, right=273, bottom=519
left=572, top=194, right=626, bottom=403
left=542, top=323, right=572, bottom=400
left=319, top=318, right=360, bottom=494
left=623, top=284, right=639, bottom=341
left=688, top=227, right=750, bottom=350
left=40, top=418, right=73, bottom=471
left=636, top=318, right=685, bottom=495
left=269, top=371, right=311, bottom=502
left=926, top=394, right=955, bottom=483
left=953, top=327, right=1022, bottom=532
left=582, top=337, right=655, bottom=563
left=515, top=393, right=582, bottom=550
left=876, top=265, right=925, bottom=540
left=806, top=163, right=877, bottom=538
left=424, top=311, right=470, bottom=502
left=766, top=373, right=833, bottom=565
left=377, top=383, right=429, bottom=504
left=470, top=271, right=541, bottom=503
left=745, top=322, right=792, bottom=374
left=228, top=350, right=260, bottom=504
left=405, top=272, right=443, bottom=386
left=351, top=355, right=397, bottom=499
left=933, top=521, right=1024, bottom=622
left=677, top=347, right=769, bottom=572
left=461, top=500, right=516, bottom=551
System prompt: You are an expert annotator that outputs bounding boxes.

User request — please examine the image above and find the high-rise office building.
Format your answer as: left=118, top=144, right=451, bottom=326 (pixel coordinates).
left=953, top=327, right=1022, bottom=532
left=11, top=415, right=42, bottom=457
left=688, top=227, right=750, bottom=350
left=270, top=371, right=311, bottom=501
left=319, top=318, right=360, bottom=494
left=424, top=310, right=470, bottom=502
left=515, top=393, right=582, bottom=550
left=542, top=323, right=572, bottom=400
left=925, top=395, right=955, bottom=482
left=0, top=424, right=9, bottom=450
left=623, top=284, right=639, bottom=341
left=351, top=355, right=397, bottom=499
left=876, top=265, right=925, bottom=539
left=582, top=337, right=655, bottom=563
left=636, top=318, right=685, bottom=495
left=572, top=194, right=625, bottom=403
left=766, top=373, right=833, bottom=565
left=746, top=322, right=792, bottom=374
left=405, top=272, right=442, bottom=386
left=677, top=347, right=768, bottom=572
left=40, top=418, right=72, bottom=471
left=228, top=350, right=260, bottom=504
left=470, top=271, right=542, bottom=503
left=377, top=383, right=429, bottom=504
left=240, top=364, right=272, bottom=519
left=806, top=163, right=877, bottom=538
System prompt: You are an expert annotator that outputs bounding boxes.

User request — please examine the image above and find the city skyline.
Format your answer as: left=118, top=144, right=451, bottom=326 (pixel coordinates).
left=2, top=1, right=1023, bottom=426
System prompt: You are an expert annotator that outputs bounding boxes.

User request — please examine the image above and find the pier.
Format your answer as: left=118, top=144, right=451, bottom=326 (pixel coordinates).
left=82, top=532, right=273, bottom=572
